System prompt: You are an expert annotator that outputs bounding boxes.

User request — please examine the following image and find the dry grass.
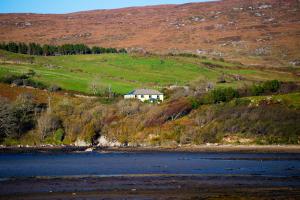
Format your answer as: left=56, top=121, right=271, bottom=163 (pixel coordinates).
left=0, top=0, right=299, bottom=67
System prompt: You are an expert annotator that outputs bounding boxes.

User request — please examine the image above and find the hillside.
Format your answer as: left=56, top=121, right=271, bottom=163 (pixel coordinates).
left=0, top=0, right=299, bottom=67
left=1, top=50, right=299, bottom=94
left=0, top=51, right=299, bottom=146
left=1, top=80, right=299, bottom=146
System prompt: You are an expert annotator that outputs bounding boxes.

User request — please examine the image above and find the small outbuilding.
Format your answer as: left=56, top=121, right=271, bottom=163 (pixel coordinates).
left=124, top=89, right=164, bottom=102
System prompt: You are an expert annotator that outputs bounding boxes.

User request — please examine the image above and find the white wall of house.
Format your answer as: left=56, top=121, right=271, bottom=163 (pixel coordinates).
left=124, top=94, right=164, bottom=102
left=157, top=95, right=164, bottom=101
left=124, top=94, right=135, bottom=99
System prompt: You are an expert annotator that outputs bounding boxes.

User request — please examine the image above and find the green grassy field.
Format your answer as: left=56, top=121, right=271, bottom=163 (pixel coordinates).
left=244, top=92, right=300, bottom=109
left=0, top=50, right=299, bottom=94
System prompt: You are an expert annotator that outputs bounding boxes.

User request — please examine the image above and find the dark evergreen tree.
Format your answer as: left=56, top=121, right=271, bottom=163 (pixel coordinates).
left=0, top=42, right=7, bottom=51
left=91, top=46, right=101, bottom=54
left=7, top=42, right=18, bottom=53
left=118, top=48, right=127, bottom=53
left=0, top=41, right=126, bottom=56
left=18, top=43, right=28, bottom=54
left=28, top=43, right=42, bottom=55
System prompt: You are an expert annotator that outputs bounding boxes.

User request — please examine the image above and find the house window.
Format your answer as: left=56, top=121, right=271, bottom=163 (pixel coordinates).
left=141, top=95, right=144, bottom=98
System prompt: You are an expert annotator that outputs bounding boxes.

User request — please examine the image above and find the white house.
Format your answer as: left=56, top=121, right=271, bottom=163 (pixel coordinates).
left=124, top=89, right=164, bottom=102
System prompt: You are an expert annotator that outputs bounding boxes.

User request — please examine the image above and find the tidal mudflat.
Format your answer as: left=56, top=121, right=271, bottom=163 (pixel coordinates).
left=0, top=151, right=300, bottom=199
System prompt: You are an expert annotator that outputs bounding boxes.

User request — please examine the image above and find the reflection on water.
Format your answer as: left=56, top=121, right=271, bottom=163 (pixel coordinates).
left=0, top=152, right=300, bottom=178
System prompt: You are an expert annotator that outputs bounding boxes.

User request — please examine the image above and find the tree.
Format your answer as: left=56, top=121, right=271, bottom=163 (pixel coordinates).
left=1, top=41, right=126, bottom=56
left=118, top=48, right=127, bottom=53
left=13, top=93, right=36, bottom=138
left=60, top=44, right=76, bottom=55
left=18, top=42, right=28, bottom=54
left=89, top=78, right=107, bottom=96
left=28, top=43, right=43, bottom=55
left=92, top=46, right=101, bottom=54
left=7, top=42, right=18, bottom=53
left=42, top=44, right=51, bottom=56
left=0, top=42, right=7, bottom=50
left=38, top=112, right=62, bottom=140
left=0, top=98, right=17, bottom=140
left=106, top=48, right=118, bottom=53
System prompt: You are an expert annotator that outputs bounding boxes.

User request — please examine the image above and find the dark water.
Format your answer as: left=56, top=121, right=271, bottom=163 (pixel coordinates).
left=0, top=152, right=300, bottom=178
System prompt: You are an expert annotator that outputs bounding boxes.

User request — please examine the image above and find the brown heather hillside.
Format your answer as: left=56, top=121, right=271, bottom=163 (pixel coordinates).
left=0, top=0, right=300, bottom=67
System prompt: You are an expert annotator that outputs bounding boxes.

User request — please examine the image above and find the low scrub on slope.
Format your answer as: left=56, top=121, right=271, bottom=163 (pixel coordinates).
left=1, top=87, right=299, bottom=146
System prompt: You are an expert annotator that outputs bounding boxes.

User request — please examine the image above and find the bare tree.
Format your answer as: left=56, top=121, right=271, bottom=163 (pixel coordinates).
left=13, top=93, right=36, bottom=137
left=38, top=113, right=62, bottom=140
left=89, top=77, right=105, bottom=96
left=0, top=98, right=17, bottom=139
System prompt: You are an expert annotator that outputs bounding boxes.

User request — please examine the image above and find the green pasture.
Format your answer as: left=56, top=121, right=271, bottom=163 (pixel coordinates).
left=0, top=50, right=299, bottom=94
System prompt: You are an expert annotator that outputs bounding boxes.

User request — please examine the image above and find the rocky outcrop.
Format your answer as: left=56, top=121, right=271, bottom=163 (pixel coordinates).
left=97, top=136, right=121, bottom=147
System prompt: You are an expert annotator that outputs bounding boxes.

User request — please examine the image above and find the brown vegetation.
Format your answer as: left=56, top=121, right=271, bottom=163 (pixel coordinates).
left=0, top=81, right=299, bottom=146
left=0, top=0, right=299, bottom=67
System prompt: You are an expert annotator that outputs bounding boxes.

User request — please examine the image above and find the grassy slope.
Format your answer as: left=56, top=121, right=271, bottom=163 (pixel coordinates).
left=0, top=50, right=299, bottom=94
left=245, top=92, right=300, bottom=109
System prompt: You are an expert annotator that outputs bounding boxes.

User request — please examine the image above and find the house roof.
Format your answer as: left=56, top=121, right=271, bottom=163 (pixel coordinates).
left=126, top=89, right=163, bottom=95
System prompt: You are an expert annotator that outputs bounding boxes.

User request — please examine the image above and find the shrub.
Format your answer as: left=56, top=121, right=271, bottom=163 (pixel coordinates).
left=233, top=98, right=251, bottom=106
left=0, top=74, right=28, bottom=84
left=81, top=122, right=99, bottom=144
left=161, top=125, right=184, bottom=144
left=208, top=87, right=239, bottom=103
left=2, top=137, right=20, bottom=146
left=219, top=57, right=225, bottom=62
left=177, top=53, right=199, bottom=58
left=224, top=87, right=239, bottom=101
left=12, top=79, right=24, bottom=86
left=251, top=84, right=264, bottom=96
left=53, top=128, right=65, bottom=143
left=189, top=97, right=201, bottom=109
left=195, top=103, right=300, bottom=145
left=169, top=87, right=190, bottom=100
left=144, top=98, right=193, bottom=126
left=250, top=80, right=281, bottom=96
left=48, top=85, right=62, bottom=92
left=0, top=74, right=46, bottom=89
left=23, top=79, right=47, bottom=89
left=180, top=128, right=198, bottom=144
left=263, top=80, right=280, bottom=93
left=197, top=129, right=218, bottom=144
left=117, top=100, right=141, bottom=116
left=19, top=131, right=41, bottom=146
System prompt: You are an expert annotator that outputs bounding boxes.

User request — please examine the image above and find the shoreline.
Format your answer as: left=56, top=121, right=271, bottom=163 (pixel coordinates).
left=1, top=144, right=300, bottom=154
